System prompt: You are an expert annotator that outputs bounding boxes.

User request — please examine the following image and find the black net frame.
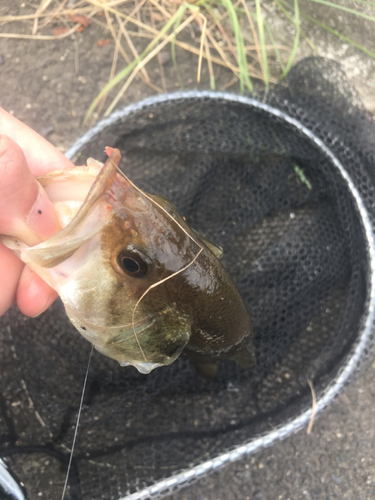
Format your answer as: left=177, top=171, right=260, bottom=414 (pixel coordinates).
left=1, top=58, right=375, bottom=500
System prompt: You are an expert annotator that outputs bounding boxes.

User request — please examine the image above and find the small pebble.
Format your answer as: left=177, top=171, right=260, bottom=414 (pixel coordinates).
left=331, top=474, right=342, bottom=484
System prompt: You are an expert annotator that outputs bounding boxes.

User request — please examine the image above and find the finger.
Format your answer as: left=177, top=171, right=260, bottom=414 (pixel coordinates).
left=16, top=266, right=58, bottom=318
left=0, top=135, right=61, bottom=246
left=0, top=243, right=24, bottom=316
left=0, top=107, right=74, bottom=175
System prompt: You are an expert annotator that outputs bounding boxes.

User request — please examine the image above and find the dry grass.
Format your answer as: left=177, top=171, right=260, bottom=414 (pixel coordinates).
left=307, top=379, right=317, bottom=434
left=0, top=0, right=293, bottom=124
left=1, top=0, right=374, bottom=125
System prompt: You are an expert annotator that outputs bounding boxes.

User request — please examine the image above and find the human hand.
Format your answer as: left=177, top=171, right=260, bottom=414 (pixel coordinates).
left=0, top=108, right=74, bottom=317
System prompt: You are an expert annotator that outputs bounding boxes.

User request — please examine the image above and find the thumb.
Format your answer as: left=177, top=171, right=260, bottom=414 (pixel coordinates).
left=0, top=135, right=61, bottom=246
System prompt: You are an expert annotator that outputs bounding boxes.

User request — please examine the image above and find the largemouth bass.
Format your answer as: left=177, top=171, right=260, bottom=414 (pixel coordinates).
left=2, top=148, right=254, bottom=374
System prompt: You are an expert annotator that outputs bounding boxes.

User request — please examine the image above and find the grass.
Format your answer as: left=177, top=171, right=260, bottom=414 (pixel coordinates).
left=1, top=0, right=375, bottom=125
left=273, top=0, right=300, bottom=81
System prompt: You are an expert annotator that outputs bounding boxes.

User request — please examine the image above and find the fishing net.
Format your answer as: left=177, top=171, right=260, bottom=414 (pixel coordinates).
left=1, top=57, right=375, bottom=500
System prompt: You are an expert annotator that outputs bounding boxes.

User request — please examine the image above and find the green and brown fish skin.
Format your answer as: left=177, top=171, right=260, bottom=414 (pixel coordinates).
left=1, top=147, right=254, bottom=374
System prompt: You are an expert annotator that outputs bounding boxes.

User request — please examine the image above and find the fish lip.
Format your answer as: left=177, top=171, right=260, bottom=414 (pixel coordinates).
left=48, top=155, right=118, bottom=243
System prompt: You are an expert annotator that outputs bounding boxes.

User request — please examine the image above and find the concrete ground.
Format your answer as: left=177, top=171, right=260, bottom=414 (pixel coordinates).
left=1, top=1, right=375, bottom=498
left=172, top=363, right=375, bottom=500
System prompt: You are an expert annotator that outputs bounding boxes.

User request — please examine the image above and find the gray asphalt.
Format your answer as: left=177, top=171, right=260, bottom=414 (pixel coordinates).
left=172, top=362, right=375, bottom=500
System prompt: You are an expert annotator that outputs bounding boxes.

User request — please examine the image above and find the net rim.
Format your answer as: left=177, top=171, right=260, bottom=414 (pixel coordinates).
left=65, top=91, right=375, bottom=500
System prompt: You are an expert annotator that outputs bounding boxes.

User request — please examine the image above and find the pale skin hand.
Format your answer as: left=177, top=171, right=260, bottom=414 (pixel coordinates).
left=0, top=108, right=74, bottom=317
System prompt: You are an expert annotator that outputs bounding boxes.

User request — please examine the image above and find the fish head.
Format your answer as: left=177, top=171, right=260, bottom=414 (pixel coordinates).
left=2, top=148, right=196, bottom=373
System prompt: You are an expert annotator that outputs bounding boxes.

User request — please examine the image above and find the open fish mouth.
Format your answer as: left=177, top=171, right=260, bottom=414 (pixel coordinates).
left=0, top=155, right=118, bottom=282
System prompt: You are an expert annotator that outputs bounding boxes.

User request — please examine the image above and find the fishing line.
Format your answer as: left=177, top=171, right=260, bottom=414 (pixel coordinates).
left=61, top=346, right=93, bottom=500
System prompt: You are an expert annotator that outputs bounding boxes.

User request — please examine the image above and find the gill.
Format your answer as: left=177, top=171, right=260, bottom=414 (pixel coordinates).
left=110, top=156, right=203, bottom=363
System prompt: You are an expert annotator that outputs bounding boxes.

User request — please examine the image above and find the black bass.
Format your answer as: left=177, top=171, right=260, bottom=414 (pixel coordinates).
left=1, top=148, right=254, bottom=375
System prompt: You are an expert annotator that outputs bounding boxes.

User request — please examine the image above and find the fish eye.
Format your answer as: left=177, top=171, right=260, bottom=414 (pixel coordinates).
left=117, top=250, right=150, bottom=277
left=122, top=257, right=140, bottom=273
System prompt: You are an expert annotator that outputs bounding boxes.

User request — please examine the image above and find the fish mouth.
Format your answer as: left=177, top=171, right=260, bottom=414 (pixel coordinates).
left=6, top=152, right=120, bottom=270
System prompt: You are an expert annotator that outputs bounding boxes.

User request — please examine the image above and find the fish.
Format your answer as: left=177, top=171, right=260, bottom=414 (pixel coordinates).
left=1, top=148, right=254, bottom=375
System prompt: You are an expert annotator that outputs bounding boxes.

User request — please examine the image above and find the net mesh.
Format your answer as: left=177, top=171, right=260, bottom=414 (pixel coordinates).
left=1, top=57, right=375, bottom=499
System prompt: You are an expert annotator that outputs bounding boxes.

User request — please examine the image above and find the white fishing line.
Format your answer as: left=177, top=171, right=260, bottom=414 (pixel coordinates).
left=61, top=346, right=93, bottom=500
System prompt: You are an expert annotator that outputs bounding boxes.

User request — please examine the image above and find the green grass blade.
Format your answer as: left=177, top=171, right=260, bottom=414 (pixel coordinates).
left=84, top=3, right=187, bottom=125
left=274, top=0, right=300, bottom=81
left=294, top=164, right=312, bottom=190
left=306, top=0, right=375, bottom=22
left=264, top=21, right=285, bottom=72
left=210, top=73, right=216, bottom=90
left=221, top=0, right=253, bottom=92
left=277, top=0, right=320, bottom=54
left=302, top=12, right=375, bottom=59
left=254, top=0, right=269, bottom=87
